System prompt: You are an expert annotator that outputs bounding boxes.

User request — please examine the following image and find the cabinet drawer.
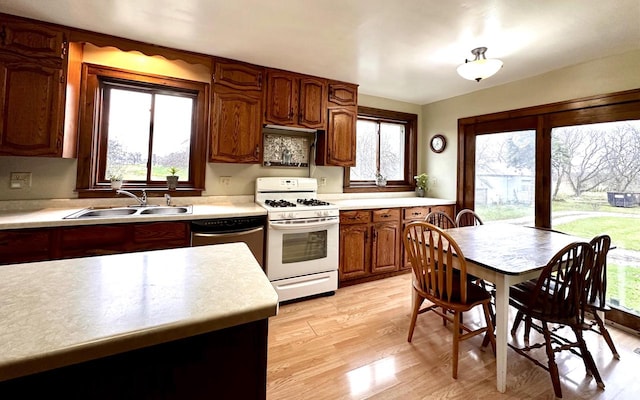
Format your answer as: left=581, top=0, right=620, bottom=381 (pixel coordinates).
left=403, top=207, right=429, bottom=221
left=133, top=222, right=189, bottom=243
left=372, top=208, right=400, bottom=222
left=340, top=210, right=371, bottom=224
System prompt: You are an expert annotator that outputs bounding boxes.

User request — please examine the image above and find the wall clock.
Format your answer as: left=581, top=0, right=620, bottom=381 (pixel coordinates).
left=430, top=134, right=446, bottom=153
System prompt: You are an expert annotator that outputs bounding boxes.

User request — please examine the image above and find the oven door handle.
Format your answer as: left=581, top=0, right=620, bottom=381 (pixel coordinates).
left=269, top=218, right=338, bottom=230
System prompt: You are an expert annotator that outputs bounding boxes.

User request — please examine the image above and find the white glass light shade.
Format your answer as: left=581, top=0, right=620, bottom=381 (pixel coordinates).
left=456, top=47, right=503, bottom=82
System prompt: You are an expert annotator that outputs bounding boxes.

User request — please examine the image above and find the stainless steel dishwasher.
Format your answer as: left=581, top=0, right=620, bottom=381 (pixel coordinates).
left=190, top=215, right=266, bottom=268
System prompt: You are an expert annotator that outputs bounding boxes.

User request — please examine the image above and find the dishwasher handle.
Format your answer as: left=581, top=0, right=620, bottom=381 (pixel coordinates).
left=191, top=226, right=264, bottom=239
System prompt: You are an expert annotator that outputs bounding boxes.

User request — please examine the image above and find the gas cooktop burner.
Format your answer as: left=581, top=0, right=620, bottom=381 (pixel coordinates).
left=265, top=199, right=297, bottom=208
left=297, top=198, right=332, bottom=206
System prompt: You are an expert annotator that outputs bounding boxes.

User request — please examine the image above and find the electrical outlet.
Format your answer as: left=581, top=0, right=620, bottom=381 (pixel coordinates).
left=320, top=177, right=327, bottom=186
left=10, top=172, right=32, bottom=189
left=219, top=176, right=231, bottom=186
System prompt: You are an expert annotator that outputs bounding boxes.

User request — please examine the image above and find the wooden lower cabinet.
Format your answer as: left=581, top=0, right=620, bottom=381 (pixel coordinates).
left=0, top=221, right=191, bottom=265
left=339, top=204, right=455, bottom=286
left=339, top=208, right=401, bottom=286
left=401, top=205, right=455, bottom=270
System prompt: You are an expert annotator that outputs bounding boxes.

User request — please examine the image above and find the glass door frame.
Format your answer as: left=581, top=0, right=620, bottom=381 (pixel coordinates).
left=457, top=88, right=640, bottom=331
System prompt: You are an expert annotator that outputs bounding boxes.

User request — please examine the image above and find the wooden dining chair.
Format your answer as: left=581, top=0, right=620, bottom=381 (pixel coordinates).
left=424, top=211, right=457, bottom=229
left=511, top=234, right=619, bottom=359
left=508, top=241, right=604, bottom=398
left=403, top=221, right=496, bottom=379
left=455, top=208, right=484, bottom=227
left=584, top=234, right=620, bottom=359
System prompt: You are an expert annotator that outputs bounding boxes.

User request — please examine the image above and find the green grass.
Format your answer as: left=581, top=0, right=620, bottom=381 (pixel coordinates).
left=554, top=216, right=640, bottom=314
left=554, top=216, right=640, bottom=251
left=607, top=263, right=640, bottom=313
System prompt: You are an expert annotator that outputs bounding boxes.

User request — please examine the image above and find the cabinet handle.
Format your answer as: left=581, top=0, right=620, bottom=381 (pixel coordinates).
left=289, top=108, right=294, bottom=119
left=257, top=72, right=263, bottom=89
left=254, top=145, right=260, bottom=156
left=0, top=27, right=6, bottom=46
left=61, top=41, right=67, bottom=59
left=412, top=212, right=421, bottom=216
left=212, top=73, right=216, bottom=82
left=381, top=214, right=390, bottom=218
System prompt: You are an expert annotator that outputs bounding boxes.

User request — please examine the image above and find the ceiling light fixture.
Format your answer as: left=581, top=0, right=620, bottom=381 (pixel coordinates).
left=456, top=47, right=503, bottom=82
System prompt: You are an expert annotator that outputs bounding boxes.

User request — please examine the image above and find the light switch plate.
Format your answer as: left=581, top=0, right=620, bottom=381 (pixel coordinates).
left=10, top=172, right=32, bottom=189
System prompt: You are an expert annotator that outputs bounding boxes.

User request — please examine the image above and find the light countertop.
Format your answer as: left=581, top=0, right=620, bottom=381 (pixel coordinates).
left=0, top=243, right=278, bottom=382
left=330, top=196, right=455, bottom=210
left=0, top=195, right=455, bottom=230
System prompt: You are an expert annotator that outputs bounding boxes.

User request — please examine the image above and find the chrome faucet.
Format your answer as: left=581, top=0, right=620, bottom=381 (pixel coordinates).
left=164, top=193, right=172, bottom=206
left=116, top=189, right=147, bottom=206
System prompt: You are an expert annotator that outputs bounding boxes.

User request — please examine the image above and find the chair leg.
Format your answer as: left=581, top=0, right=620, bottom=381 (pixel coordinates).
left=541, top=321, right=563, bottom=398
left=593, top=311, right=620, bottom=359
left=407, top=290, right=423, bottom=342
left=481, top=302, right=496, bottom=352
left=573, top=327, right=606, bottom=390
left=511, top=310, right=524, bottom=335
left=524, top=316, right=532, bottom=347
left=452, top=310, right=460, bottom=379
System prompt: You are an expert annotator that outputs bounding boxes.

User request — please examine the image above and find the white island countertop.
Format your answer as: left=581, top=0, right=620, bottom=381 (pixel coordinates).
left=0, top=243, right=278, bottom=382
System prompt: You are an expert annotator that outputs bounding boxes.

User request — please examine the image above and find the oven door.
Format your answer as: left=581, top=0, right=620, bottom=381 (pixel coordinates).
left=266, top=217, right=339, bottom=281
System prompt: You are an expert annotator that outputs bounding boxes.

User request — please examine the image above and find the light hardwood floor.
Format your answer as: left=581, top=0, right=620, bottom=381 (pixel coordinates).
left=267, top=273, right=640, bottom=399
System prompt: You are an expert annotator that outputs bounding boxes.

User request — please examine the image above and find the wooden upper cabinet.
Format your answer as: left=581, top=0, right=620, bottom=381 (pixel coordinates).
left=0, top=58, right=66, bottom=156
left=328, top=81, right=357, bottom=106
left=0, top=19, right=67, bottom=59
left=210, top=86, right=262, bottom=163
left=321, top=107, right=356, bottom=166
left=264, top=69, right=327, bottom=129
left=298, top=77, right=327, bottom=129
left=213, top=60, right=264, bottom=91
left=264, top=70, right=298, bottom=126
left=0, top=16, right=68, bottom=157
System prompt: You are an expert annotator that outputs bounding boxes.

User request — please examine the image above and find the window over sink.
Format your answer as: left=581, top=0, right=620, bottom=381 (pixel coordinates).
left=75, top=64, right=208, bottom=196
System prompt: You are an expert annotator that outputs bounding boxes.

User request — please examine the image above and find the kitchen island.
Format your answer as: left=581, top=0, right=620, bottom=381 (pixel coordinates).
left=0, top=243, right=278, bottom=399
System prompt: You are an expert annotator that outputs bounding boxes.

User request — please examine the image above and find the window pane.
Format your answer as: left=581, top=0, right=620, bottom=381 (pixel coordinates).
left=151, top=94, right=193, bottom=181
left=105, top=89, right=151, bottom=180
left=551, top=120, right=640, bottom=317
left=352, top=120, right=377, bottom=180
left=379, top=122, right=405, bottom=180
left=474, top=130, right=535, bottom=224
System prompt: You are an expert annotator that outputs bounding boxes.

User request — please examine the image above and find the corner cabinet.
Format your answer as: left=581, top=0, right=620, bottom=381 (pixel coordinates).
left=263, top=69, right=326, bottom=129
left=210, top=59, right=264, bottom=163
left=0, top=18, right=69, bottom=157
left=316, top=81, right=358, bottom=167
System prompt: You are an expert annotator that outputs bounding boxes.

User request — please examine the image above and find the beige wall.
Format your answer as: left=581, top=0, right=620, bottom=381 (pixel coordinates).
left=422, top=49, right=640, bottom=201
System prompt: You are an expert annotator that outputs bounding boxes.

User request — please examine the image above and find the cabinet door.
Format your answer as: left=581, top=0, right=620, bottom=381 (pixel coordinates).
left=430, top=205, right=454, bottom=220
left=325, top=107, right=356, bottom=166
left=328, top=82, right=357, bottom=106
left=339, top=223, right=370, bottom=281
left=0, top=229, right=52, bottom=265
left=0, top=20, right=66, bottom=59
left=210, top=86, right=262, bottom=163
left=0, top=59, right=65, bottom=156
left=298, top=77, right=326, bottom=129
left=264, top=70, right=297, bottom=125
left=371, top=222, right=400, bottom=274
left=213, top=60, right=263, bottom=91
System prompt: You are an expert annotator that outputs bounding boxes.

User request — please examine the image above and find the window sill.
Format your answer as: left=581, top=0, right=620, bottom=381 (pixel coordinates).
left=343, top=183, right=414, bottom=194
left=77, top=187, right=203, bottom=198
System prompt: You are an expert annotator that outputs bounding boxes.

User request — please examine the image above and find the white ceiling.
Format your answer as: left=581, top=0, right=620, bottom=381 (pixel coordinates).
left=1, top=0, right=639, bottom=105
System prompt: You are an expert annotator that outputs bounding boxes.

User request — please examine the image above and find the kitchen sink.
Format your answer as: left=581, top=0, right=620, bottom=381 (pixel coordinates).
left=139, top=206, right=191, bottom=215
left=64, top=205, right=192, bottom=219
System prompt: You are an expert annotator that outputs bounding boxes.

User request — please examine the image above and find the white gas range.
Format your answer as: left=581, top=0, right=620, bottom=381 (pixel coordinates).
left=255, top=177, right=339, bottom=302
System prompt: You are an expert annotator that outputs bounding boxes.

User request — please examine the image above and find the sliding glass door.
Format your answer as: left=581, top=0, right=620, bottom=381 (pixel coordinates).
left=551, top=120, right=640, bottom=318
left=458, top=89, right=640, bottom=329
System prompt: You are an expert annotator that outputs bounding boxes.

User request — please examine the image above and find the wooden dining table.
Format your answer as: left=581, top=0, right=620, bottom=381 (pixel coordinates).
left=443, top=223, right=588, bottom=393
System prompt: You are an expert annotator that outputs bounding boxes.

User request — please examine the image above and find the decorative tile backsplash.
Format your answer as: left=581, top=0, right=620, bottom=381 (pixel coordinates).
left=263, top=133, right=311, bottom=167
